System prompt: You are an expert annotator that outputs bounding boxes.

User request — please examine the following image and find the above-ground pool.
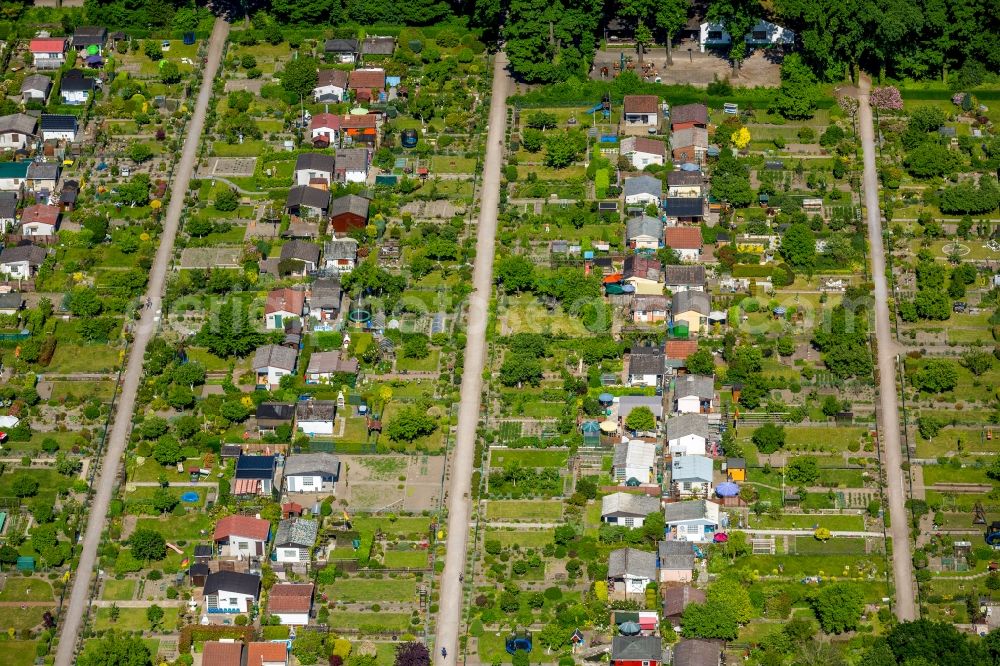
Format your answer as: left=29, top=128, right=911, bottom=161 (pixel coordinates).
left=180, top=491, right=200, bottom=502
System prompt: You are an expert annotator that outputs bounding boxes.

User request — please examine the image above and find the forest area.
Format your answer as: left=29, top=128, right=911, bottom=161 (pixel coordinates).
left=61, top=0, right=1000, bottom=87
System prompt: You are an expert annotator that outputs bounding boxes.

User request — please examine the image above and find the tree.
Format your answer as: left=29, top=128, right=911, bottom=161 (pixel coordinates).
left=961, top=349, right=993, bottom=376
left=11, top=475, right=39, bottom=497
left=543, top=131, right=586, bottom=168
left=115, top=173, right=151, bottom=206
left=870, top=86, right=903, bottom=111
left=129, top=528, right=166, bottom=562
left=159, top=60, right=181, bottom=84
left=68, top=287, right=102, bottom=317
left=710, top=152, right=754, bottom=207
left=385, top=408, right=437, bottom=442
left=78, top=631, right=153, bottom=666
left=625, top=406, right=656, bottom=432
left=172, top=362, right=207, bottom=386
left=785, top=457, right=819, bottom=485
left=218, top=113, right=262, bottom=143
left=905, top=143, right=963, bottom=178
left=682, top=600, right=740, bottom=639
left=686, top=348, right=714, bottom=375
left=214, top=188, right=239, bottom=212
left=752, top=424, right=785, bottom=454
left=821, top=395, right=842, bottom=417
left=499, top=353, right=543, bottom=387
left=495, top=255, right=535, bottom=292
left=914, top=289, right=950, bottom=320
left=682, top=579, right=753, bottom=639
left=773, top=54, right=818, bottom=119
left=885, top=619, right=986, bottom=665
left=525, top=111, right=558, bottom=129
left=146, top=604, right=164, bottom=630
left=705, top=0, right=759, bottom=65
left=194, top=298, right=265, bottom=358
left=152, top=435, right=183, bottom=466
left=780, top=223, right=817, bottom=270
left=292, top=629, right=328, bottom=665
left=166, top=385, right=195, bottom=410
left=634, top=22, right=653, bottom=62
left=731, top=126, right=751, bottom=149
left=521, top=128, right=544, bottom=152
left=912, top=359, right=959, bottom=393
left=655, top=0, right=689, bottom=64
left=127, top=142, right=152, bottom=164
left=56, top=452, right=81, bottom=476
left=143, top=40, right=163, bottom=62
left=811, top=583, right=863, bottom=633
left=394, top=642, right=429, bottom=666
left=151, top=488, right=178, bottom=514
left=279, top=56, right=319, bottom=98
left=220, top=401, right=251, bottom=423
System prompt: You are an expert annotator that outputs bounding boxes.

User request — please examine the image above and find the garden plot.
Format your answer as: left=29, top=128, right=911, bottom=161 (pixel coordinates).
left=206, top=157, right=258, bottom=177
left=178, top=247, right=242, bottom=269
left=339, top=455, right=444, bottom=512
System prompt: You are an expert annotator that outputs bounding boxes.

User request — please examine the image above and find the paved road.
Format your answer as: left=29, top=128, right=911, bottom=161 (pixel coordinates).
left=433, top=51, right=511, bottom=665
left=54, top=18, right=231, bottom=665
left=857, top=75, right=917, bottom=622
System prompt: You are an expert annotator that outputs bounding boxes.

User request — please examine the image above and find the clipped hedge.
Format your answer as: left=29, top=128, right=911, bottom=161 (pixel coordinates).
left=731, top=264, right=774, bottom=278
left=178, top=625, right=254, bottom=652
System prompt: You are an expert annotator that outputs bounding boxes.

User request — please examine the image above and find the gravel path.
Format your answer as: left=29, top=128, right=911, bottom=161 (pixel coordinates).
left=53, top=19, right=231, bottom=665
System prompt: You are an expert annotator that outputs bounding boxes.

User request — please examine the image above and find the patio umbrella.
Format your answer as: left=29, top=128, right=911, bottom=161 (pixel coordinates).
left=600, top=420, right=617, bottom=433
left=598, top=393, right=614, bottom=404
left=618, top=621, right=641, bottom=635
left=716, top=482, right=740, bottom=497
left=87, top=44, right=99, bottom=55
left=713, top=532, right=729, bottom=543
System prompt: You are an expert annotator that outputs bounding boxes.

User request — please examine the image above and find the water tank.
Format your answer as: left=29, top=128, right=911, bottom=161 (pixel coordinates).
left=401, top=129, right=418, bottom=148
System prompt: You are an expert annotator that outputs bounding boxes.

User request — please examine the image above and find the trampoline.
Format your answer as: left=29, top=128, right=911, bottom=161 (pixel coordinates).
left=181, top=491, right=200, bottom=502
left=348, top=309, right=371, bottom=324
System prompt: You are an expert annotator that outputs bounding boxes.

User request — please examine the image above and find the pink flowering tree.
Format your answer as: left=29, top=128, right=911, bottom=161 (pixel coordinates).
left=870, top=86, right=903, bottom=111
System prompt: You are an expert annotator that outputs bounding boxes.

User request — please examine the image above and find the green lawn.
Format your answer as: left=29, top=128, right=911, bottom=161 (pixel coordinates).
left=134, top=512, right=214, bottom=543
left=0, top=607, right=48, bottom=632
left=816, top=468, right=866, bottom=487
left=0, top=642, right=37, bottom=666
left=739, top=426, right=867, bottom=453
left=328, top=611, right=412, bottom=632
left=484, top=529, right=554, bottom=549
left=129, top=457, right=204, bottom=483
left=12, top=431, right=83, bottom=453
left=395, top=349, right=441, bottom=372
left=748, top=513, right=866, bottom=531
left=101, top=578, right=136, bottom=601
left=93, top=606, right=179, bottom=632
left=921, top=464, right=992, bottom=486
left=0, top=578, right=53, bottom=602
left=213, top=140, right=268, bottom=157
left=490, top=449, right=569, bottom=468
left=430, top=155, right=478, bottom=173
left=502, top=294, right=590, bottom=336
left=485, top=500, right=563, bottom=522
left=913, top=427, right=1000, bottom=457
left=326, top=577, right=418, bottom=603
left=383, top=550, right=430, bottom=568
left=185, top=347, right=233, bottom=372
left=0, top=468, right=68, bottom=506
left=46, top=344, right=122, bottom=373
left=521, top=402, right=565, bottom=418
left=351, top=515, right=434, bottom=539
left=48, top=380, right=116, bottom=402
